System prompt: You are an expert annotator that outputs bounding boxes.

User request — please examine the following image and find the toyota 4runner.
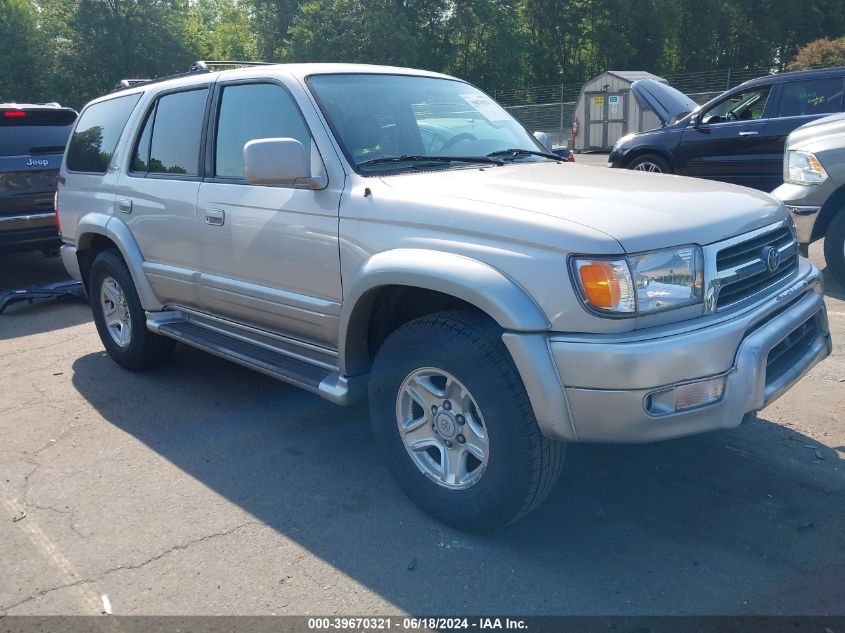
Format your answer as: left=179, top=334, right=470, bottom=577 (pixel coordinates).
left=57, top=63, right=833, bottom=531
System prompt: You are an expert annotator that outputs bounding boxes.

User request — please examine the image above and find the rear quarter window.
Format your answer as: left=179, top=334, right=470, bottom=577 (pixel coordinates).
left=777, top=77, right=845, bottom=118
left=66, top=93, right=142, bottom=173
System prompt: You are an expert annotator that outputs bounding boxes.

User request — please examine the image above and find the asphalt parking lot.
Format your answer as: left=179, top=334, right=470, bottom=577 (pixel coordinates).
left=1, top=210, right=843, bottom=615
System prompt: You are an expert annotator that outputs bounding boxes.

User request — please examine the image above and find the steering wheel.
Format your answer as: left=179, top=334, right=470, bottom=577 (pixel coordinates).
left=438, top=133, right=478, bottom=152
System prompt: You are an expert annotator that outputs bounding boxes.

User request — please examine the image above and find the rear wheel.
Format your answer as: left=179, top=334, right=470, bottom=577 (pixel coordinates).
left=89, top=249, right=175, bottom=370
left=368, top=310, right=565, bottom=532
left=823, top=210, right=845, bottom=288
left=628, top=153, right=672, bottom=174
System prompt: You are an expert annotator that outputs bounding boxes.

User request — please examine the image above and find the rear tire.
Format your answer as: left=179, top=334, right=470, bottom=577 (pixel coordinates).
left=823, top=210, right=845, bottom=288
left=89, top=249, right=175, bottom=370
left=627, top=153, right=672, bottom=174
left=368, top=310, right=565, bottom=532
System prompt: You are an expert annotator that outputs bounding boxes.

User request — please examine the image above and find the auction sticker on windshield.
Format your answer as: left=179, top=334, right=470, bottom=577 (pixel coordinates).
left=460, top=94, right=510, bottom=122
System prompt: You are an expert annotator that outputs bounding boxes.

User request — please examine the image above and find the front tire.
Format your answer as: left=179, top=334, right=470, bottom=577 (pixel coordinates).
left=823, top=210, right=845, bottom=288
left=368, top=310, right=565, bottom=532
left=627, top=153, right=672, bottom=174
left=89, top=249, right=175, bottom=370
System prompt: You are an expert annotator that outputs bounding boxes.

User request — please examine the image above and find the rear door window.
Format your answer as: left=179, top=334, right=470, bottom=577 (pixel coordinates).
left=213, top=83, right=311, bottom=179
left=0, top=108, right=77, bottom=157
left=147, top=89, right=208, bottom=176
left=777, top=78, right=845, bottom=118
left=66, top=94, right=141, bottom=173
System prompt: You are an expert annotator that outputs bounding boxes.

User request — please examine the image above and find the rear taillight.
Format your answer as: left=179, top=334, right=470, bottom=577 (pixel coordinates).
left=54, top=187, right=61, bottom=235
left=2, top=110, right=27, bottom=118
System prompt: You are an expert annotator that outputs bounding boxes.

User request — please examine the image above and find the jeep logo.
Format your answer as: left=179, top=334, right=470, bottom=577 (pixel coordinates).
left=26, top=158, right=50, bottom=167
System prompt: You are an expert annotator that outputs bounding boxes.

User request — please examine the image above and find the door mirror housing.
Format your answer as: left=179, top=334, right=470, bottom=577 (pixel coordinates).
left=243, top=138, right=324, bottom=189
left=533, top=131, right=552, bottom=151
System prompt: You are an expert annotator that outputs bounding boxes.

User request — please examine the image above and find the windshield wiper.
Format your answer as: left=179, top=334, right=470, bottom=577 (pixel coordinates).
left=486, top=148, right=564, bottom=162
left=356, top=155, right=504, bottom=168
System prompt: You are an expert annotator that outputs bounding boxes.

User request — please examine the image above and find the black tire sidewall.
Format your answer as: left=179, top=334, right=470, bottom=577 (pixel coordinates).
left=89, top=250, right=157, bottom=369
left=369, top=314, right=539, bottom=531
left=823, top=210, right=845, bottom=288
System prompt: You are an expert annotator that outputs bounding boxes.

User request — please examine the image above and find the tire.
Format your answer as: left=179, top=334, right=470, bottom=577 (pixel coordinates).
left=823, top=210, right=845, bottom=288
left=368, top=310, right=565, bottom=532
left=627, top=153, right=672, bottom=174
left=89, top=249, right=175, bottom=370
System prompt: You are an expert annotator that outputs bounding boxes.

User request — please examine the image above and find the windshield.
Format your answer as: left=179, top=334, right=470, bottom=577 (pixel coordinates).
left=307, top=74, right=546, bottom=173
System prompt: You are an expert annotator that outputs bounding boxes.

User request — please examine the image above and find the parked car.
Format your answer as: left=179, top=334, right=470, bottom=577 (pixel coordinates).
left=609, top=67, right=845, bottom=191
left=1, top=103, right=77, bottom=253
left=57, top=63, right=831, bottom=531
left=773, top=112, right=845, bottom=286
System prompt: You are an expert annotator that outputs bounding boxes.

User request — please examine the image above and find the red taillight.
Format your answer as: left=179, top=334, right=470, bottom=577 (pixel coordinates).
left=566, top=153, right=575, bottom=162
left=3, top=110, right=27, bottom=118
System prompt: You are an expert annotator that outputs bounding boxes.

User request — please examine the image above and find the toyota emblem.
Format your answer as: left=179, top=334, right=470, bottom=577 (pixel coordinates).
left=763, top=246, right=780, bottom=273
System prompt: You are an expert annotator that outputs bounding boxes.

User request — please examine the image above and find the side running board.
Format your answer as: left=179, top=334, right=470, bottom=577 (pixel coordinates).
left=150, top=317, right=361, bottom=405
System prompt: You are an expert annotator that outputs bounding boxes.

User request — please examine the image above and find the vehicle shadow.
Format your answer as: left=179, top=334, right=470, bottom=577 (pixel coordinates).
left=821, top=265, right=844, bottom=300
left=70, top=345, right=845, bottom=615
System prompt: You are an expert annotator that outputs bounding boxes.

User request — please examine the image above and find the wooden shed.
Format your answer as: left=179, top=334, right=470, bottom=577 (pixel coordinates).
left=572, top=70, right=667, bottom=152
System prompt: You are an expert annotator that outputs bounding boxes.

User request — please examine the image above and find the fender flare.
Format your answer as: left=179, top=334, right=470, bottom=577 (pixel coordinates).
left=75, top=214, right=162, bottom=311
left=339, top=249, right=550, bottom=375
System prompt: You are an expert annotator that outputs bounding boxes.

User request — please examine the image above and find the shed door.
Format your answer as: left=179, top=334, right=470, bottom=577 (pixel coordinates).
left=585, top=91, right=628, bottom=149
left=585, top=92, right=606, bottom=149
left=605, top=92, right=627, bottom=147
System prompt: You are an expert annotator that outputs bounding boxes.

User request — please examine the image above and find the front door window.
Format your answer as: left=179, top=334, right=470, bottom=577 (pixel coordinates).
left=702, top=87, right=771, bottom=125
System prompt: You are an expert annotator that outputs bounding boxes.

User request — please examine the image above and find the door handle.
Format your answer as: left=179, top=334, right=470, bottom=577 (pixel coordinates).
left=738, top=131, right=759, bottom=136
left=117, top=199, right=132, bottom=214
left=205, top=208, right=225, bottom=226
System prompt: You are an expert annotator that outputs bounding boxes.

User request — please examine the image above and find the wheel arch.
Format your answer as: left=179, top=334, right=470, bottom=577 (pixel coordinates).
left=75, top=214, right=162, bottom=310
left=811, top=183, right=845, bottom=243
left=621, top=146, right=674, bottom=171
left=339, top=249, right=550, bottom=376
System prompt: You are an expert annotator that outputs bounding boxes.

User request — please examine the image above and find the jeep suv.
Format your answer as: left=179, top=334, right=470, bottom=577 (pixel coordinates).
left=1, top=103, right=77, bottom=253
left=57, top=63, right=833, bottom=531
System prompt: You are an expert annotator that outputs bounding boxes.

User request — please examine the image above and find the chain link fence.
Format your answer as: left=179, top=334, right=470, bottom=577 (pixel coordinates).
left=495, top=67, right=772, bottom=147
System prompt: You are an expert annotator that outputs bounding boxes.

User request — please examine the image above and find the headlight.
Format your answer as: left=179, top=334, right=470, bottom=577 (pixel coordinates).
left=572, top=246, right=703, bottom=316
left=785, top=150, right=828, bottom=185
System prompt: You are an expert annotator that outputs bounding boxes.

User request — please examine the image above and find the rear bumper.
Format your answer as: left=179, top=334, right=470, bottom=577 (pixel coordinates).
left=506, top=261, right=831, bottom=443
left=0, top=212, right=59, bottom=252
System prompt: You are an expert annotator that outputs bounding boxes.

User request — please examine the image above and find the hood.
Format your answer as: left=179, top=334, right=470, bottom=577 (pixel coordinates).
left=787, top=112, right=845, bottom=150
left=630, top=79, right=698, bottom=126
left=377, top=162, right=785, bottom=253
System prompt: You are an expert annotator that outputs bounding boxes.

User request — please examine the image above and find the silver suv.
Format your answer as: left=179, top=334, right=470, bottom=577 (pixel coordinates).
left=57, top=62, right=833, bottom=531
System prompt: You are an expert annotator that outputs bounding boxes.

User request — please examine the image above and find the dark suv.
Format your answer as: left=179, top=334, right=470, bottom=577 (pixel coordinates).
left=1, top=103, right=77, bottom=253
left=609, top=67, right=845, bottom=191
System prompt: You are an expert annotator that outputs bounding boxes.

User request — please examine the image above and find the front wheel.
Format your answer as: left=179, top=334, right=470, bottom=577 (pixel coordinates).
left=627, top=153, right=672, bottom=174
left=368, top=310, right=565, bottom=532
left=823, top=210, right=845, bottom=288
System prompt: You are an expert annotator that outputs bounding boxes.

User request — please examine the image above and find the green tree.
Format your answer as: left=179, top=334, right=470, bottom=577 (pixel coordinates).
left=0, top=0, right=47, bottom=102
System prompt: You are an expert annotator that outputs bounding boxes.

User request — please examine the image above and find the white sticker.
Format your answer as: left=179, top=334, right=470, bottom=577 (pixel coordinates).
left=460, top=94, right=510, bottom=122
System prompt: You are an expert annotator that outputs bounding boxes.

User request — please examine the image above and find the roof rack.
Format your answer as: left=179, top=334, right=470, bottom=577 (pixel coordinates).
left=112, top=60, right=271, bottom=93
left=114, top=79, right=150, bottom=90
left=189, top=60, right=272, bottom=72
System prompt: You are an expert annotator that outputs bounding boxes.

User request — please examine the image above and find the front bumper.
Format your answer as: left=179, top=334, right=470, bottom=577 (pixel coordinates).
left=505, top=261, right=831, bottom=443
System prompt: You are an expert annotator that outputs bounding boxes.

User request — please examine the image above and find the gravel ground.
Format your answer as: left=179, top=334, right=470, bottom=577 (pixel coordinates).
left=0, top=233, right=843, bottom=616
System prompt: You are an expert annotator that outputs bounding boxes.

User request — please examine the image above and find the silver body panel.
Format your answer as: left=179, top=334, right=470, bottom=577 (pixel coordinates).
left=57, top=63, right=833, bottom=443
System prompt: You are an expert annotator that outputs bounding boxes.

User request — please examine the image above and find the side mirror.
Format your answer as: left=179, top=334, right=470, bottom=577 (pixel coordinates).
left=243, top=138, right=324, bottom=188
left=533, top=131, right=552, bottom=151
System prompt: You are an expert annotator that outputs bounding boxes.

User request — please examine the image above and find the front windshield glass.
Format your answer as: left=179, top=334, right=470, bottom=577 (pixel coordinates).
left=307, top=73, right=546, bottom=173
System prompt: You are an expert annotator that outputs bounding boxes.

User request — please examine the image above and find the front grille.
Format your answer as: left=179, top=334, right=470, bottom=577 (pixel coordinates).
left=766, top=315, right=818, bottom=386
left=715, top=225, right=799, bottom=309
